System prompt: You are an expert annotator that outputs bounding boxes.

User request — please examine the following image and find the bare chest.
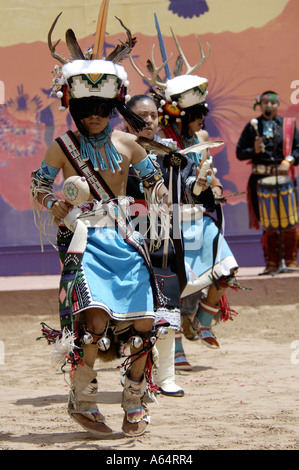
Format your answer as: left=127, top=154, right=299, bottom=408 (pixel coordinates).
left=62, top=143, right=130, bottom=199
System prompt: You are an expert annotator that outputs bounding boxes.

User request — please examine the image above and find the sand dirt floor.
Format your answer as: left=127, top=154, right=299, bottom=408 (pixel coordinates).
left=0, top=301, right=298, bottom=452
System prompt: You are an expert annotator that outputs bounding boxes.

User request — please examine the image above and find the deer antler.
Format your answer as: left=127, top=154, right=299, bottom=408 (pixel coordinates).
left=129, top=44, right=172, bottom=89
left=106, top=17, right=136, bottom=63
left=48, top=13, right=69, bottom=64
left=171, top=28, right=210, bottom=75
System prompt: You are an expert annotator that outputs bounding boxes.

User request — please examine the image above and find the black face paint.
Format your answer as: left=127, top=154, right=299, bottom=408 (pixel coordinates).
left=68, top=97, right=117, bottom=136
left=69, top=97, right=115, bottom=121
left=69, top=96, right=146, bottom=136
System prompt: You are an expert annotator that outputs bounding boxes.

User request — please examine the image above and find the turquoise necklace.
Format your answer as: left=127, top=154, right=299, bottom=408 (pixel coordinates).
left=80, top=123, right=123, bottom=173
left=262, top=119, right=274, bottom=139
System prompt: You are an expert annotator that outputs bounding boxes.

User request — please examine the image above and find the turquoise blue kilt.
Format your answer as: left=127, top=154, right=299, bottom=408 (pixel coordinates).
left=182, top=212, right=239, bottom=298
left=73, top=226, right=155, bottom=322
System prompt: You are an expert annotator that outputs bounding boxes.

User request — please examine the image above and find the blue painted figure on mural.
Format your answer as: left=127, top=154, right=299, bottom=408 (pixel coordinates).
left=168, top=0, right=209, bottom=18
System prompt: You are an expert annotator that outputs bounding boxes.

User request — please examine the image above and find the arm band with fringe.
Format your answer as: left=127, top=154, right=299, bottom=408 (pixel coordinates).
left=30, top=160, right=61, bottom=251
left=132, top=155, right=163, bottom=189
left=31, top=159, right=60, bottom=187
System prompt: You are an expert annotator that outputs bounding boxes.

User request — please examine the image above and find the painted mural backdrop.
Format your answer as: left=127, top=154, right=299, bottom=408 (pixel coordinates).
left=0, top=0, right=297, bottom=274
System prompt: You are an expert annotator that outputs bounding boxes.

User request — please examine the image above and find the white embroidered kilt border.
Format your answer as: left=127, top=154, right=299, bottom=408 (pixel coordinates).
left=182, top=213, right=239, bottom=298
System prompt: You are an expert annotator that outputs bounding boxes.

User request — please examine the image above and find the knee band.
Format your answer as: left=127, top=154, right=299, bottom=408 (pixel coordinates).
left=130, top=319, right=169, bottom=349
left=130, top=327, right=155, bottom=349
left=196, top=298, right=219, bottom=327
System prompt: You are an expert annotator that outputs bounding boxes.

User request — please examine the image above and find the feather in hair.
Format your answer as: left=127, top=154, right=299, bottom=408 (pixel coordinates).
left=136, top=136, right=224, bottom=156
left=65, top=29, right=85, bottom=60
left=136, top=136, right=173, bottom=156
left=179, top=140, right=224, bottom=154
left=146, top=60, right=164, bottom=84
left=173, top=55, right=183, bottom=77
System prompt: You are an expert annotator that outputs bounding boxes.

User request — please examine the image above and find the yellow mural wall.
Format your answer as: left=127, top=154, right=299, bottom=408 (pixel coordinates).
left=0, top=0, right=290, bottom=46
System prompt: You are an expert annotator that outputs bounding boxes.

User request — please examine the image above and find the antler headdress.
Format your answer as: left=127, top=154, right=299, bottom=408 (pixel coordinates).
left=48, top=0, right=145, bottom=132
left=130, top=16, right=210, bottom=124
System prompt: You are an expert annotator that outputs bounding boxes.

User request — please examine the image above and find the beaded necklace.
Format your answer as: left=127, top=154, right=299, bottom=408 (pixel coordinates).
left=262, top=119, right=274, bottom=139
left=80, top=122, right=123, bottom=172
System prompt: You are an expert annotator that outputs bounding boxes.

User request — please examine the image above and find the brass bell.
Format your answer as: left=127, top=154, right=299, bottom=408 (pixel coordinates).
left=97, top=336, right=111, bottom=351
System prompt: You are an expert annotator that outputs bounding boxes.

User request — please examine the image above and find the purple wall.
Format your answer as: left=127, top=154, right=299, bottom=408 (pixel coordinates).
left=0, top=200, right=266, bottom=276
left=0, top=234, right=265, bottom=277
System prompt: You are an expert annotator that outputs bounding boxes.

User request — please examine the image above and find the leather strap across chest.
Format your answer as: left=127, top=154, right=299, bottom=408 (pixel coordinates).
left=56, top=131, right=166, bottom=308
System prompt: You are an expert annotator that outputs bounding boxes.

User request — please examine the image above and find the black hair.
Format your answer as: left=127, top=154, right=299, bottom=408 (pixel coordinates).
left=126, top=94, right=157, bottom=110
left=179, top=102, right=209, bottom=137
left=124, top=95, right=157, bottom=132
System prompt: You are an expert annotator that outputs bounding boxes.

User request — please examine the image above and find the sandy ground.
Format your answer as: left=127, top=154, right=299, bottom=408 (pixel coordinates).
left=0, top=301, right=298, bottom=452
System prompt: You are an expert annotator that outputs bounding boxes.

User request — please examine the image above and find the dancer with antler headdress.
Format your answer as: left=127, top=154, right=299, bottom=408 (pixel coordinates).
left=124, top=93, right=226, bottom=395
left=30, top=2, right=171, bottom=438
left=130, top=20, right=241, bottom=370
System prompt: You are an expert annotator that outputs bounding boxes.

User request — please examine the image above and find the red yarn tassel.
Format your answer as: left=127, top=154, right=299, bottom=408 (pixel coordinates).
left=145, top=352, right=159, bottom=395
left=219, top=294, right=238, bottom=322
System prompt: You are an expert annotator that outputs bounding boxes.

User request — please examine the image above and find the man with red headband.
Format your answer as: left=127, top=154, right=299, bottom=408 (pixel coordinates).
left=236, top=91, right=299, bottom=273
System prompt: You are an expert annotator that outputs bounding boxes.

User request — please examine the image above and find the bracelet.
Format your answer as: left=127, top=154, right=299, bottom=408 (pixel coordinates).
left=46, top=197, right=57, bottom=210
left=158, top=192, right=168, bottom=205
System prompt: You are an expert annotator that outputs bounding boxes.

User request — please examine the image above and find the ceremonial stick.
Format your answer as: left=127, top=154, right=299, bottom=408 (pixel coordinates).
left=250, top=118, right=259, bottom=136
left=193, top=154, right=213, bottom=196
left=251, top=118, right=264, bottom=153
left=154, top=13, right=171, bottom=80
left=191, top=141, right=224, bottom=196
left=92, top=0, right=110, bottom=59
